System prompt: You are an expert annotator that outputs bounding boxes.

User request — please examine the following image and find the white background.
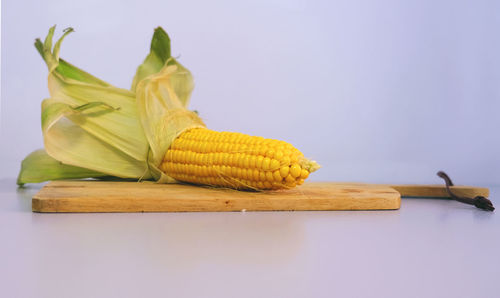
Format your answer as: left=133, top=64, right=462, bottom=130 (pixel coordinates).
left=1, top=0, right=499, bottom=185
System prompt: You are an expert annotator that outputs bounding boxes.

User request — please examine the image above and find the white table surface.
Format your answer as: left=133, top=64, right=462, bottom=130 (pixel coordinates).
left=1, top=178, right=499, bottom=298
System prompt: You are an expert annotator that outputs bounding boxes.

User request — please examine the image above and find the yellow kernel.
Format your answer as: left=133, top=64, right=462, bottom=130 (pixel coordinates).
left=262, top=157, right=271, bottom=171
left=250, top=155, right=257, bottom=168
left=257, top=181, right=264, bottom=189
left=171, top=140, right=179, bottom=150
left=256, top=156, right=264, bottom=168
left=266, top=149, right=275, bottom=159
left=212, top=165, right=220, bottom=175
left=253, top=169, right=260, bottom=181
left=163, top=162, right=171, bottom=173
left=220, top=153, right=228, bottom=165
left=279, top=166, right=289, bottom=178
left=206, top=141, right=214, bottom=152
left=234, top=154, right=241, bottom=166
left=232, top=167, right=238, bottom=177
left=192, top=141, right=199, bottom=152
left=282, top=156, right=291, bottom=166
left=285, top=180, right=296, bottom=188
left=237, top=168, right=243, bottom=179
left=221, top=166, right=228, bottom=176
left=269, top=159, right=280, bottom=171
left=243, top=155, right=250, bottom=168
left=263, top=181, right=272, bottom=189
left=290, top=154, right=299, bottom=163
left=300, top=169, right=309, bottom=179
left=242, top=169, right=249, bottom=180
left=238, top=154, right=246, bottom=167
left=259, top=171, right=266, bottom=181
left=246, top=170, right=253, bottom=180
left=266, top=171, right=274, bottom=182
left=290, top=164, right=301, bottom=178
left=171, top=151, right=178, bottom=162
left=259, top=146, right=268, bottom=156
left=189, top=152, right=197, bottom=163
left=274, top=150, right=284, bottom=161
left=226, top=166, right=234, bottom=176
left=273, top=170, right=282, bottom=182
left=285, top=174, right=295, bottom=183
left=231, top=153, right=237, bottom=166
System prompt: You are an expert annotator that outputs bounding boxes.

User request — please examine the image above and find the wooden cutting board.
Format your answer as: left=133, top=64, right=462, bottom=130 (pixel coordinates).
left=32, top=181, right=488, bottom=213
left=32, top=181, right=402, bottom=212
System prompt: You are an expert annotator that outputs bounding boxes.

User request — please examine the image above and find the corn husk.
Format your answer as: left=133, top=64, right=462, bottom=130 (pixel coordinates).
left=17, top=26, right=204, bottom=185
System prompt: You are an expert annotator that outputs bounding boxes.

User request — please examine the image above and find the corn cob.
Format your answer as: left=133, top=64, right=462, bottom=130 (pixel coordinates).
left=160, top=128, right=319, bottom=190
left=17, top=27, right=322, bottom=188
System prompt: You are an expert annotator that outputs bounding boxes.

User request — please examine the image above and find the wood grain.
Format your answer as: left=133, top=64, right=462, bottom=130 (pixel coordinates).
left=386, top=184, right=489, bottom=198
left=32, top=181, right=401, bottom=213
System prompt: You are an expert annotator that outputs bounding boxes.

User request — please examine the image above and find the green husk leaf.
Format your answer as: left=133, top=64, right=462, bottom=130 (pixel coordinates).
left=35, top=26, right=152, bottom=179
left=17, top=149, right=106, bottom=185
left=131, top=27, right=194, bottom=108
left=135, top=60, right=205, bottom=182
left=41, top=96, right=150, bottom=179
left=131, top=27, right=171, bottom=92
left=35, top=26, right=109, bottom=86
